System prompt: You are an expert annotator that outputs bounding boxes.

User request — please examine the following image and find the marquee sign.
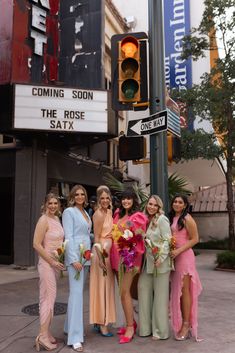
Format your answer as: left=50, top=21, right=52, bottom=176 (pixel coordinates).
left=14, top=84, right=108, bottom=133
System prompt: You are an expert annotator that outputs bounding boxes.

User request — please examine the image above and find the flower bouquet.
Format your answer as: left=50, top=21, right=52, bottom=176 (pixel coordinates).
left=94, top=243, right=109, bottom=276
left=53, top=240, right=68, bottom=278
left=145, top=238, right=161, bottom=276
left=112, top=220, right=145, bottom=289
left=74, top=244, right=93, bottom=280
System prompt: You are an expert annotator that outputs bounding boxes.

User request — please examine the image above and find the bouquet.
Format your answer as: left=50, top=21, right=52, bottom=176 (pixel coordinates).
left=170, top=234, right=176, bottom=270
left=145, top=238, right=161, bottom=276
left=112, top=220, right=145, bottom=289
left=53, top=240, right=68, bottom=278
left=74, top=244, right=93, bottom=280
left=94, top=243, right=108, bottom=276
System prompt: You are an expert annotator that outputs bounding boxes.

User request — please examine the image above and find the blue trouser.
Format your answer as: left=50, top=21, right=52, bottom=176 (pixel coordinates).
left=64, top=265, right=89, bottom=345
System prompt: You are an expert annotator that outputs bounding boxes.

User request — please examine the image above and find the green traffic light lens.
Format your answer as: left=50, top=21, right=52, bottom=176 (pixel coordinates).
left=121, top=79, right=139, bottom=99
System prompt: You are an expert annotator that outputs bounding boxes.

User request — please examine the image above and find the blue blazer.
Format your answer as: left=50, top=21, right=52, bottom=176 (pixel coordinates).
left=62, top=207, right=91, bottom=266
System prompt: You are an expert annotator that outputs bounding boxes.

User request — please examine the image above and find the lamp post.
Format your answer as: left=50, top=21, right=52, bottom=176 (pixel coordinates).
left=148, top=0, right=169, bottom=210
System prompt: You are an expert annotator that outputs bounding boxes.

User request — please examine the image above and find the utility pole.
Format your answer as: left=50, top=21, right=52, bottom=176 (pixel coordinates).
left=148, top=0, right=169, bottom=210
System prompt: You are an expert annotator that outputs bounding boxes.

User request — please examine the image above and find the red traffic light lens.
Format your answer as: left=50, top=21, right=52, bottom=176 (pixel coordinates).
left=121, top=36, right=139, bottom=58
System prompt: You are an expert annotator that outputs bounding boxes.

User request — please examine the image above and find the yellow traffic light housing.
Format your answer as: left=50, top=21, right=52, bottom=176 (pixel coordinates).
left=118, top=36, right=140, bottom=102
left=167, top=133, right=181, bottom=163
left=111, top=32, right=148, bottom=111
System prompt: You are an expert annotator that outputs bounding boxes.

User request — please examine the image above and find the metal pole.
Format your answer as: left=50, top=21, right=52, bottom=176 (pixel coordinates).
left=148, top=0, right=168, bottom=211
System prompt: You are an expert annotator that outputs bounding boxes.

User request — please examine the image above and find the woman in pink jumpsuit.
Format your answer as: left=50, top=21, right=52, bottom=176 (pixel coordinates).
left=33, top=193, right=65, bottom=351
left=169, top=194, right=202, bottom=341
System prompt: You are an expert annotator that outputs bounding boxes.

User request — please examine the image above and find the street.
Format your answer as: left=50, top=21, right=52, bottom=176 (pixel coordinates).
left=0, top=251, right=235, bottom=353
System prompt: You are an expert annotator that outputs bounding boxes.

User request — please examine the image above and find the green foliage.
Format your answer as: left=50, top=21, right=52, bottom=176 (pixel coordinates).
left=168, top=173, right=191, bottom=201
left=103, top=172, right=191, bottom=208
left=194, top=237, right=229, bottom=250
left=216, top=250, right=235, bottom=269
left=180, top=129, right=224, bottom=160
left=103, top=172, right=148, bottom=210
left=173, top=0, right=235, bottom=250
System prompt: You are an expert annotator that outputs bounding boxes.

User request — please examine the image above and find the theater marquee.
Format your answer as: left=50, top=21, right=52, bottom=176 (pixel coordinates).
left=14, top=84, right=108, bottom=133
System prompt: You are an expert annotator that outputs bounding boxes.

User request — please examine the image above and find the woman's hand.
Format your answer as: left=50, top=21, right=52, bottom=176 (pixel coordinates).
left=170, top=248, right=181, bottom=259
left=50, top=259, right=66, bottom=271
left=72, top=261, right=83, bottom=272
left=154, top=258, right=161, bottom=268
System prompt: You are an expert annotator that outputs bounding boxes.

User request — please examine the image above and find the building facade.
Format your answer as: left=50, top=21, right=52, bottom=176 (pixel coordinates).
left=0, top=0, right=127, bottom=266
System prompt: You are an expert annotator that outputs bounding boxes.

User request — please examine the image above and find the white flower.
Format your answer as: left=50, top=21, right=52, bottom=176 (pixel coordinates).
left=145, top=238, right=152, bottom=248
left=62, top=239, right=69, bottom=250
left=79, top=243, right=85, bottom=251
left=94, top=243, right=102, bottom=252
left=122, top=229, right=133, bottom=239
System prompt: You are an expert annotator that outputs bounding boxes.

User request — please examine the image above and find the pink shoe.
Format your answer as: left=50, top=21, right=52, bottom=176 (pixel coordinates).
left=119, top=334, right=134, bottom=344
left=117, top=320, right=137, bottom=335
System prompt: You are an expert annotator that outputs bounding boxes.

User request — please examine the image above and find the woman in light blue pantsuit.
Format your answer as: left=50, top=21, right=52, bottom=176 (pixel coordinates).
left=138, top=195, right=172, bottom=341
left=62, top=185, right=91, bottom=352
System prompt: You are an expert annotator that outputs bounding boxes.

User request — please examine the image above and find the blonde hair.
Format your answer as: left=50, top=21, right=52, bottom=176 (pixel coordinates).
left=145, top=195, right=164, bottom=230
left=68, top=184, right=88, bottom=207
left=41, top=193, right=61, bottom=216
left=96, top=185, right=112, bottom=209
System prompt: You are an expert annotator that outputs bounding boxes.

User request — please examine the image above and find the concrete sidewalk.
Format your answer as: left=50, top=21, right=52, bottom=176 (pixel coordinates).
left=0, top=251, right=235, bottom=353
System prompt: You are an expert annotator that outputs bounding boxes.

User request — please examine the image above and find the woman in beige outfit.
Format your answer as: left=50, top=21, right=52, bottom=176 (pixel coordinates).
left=89, top=186, right=116, bottom=336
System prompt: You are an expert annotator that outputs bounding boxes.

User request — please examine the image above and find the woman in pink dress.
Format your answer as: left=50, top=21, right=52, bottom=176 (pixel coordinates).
left=110, top=188, right=148, bottom=344
left=33, top=193, right=65, bottom=351
left=89, top=185, right=116, bottom=336
left=169, top=194, right=202, bottom=341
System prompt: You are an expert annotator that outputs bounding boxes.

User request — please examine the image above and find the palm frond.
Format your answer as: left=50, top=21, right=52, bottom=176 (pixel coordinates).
left=168, top=173, right=191, bottom=201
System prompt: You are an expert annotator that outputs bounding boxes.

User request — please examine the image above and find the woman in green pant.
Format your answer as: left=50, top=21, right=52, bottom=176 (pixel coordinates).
left=138, top=195, right=172, bottom=340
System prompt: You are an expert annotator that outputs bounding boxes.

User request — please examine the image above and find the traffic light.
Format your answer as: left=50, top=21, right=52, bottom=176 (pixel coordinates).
left=111, top=32, right=148, bottom=111
left=119, top=135, right=146, bottom=161
left=167, top=133, right=181, bottom=163
left=118, top=36, right=140, bottom=102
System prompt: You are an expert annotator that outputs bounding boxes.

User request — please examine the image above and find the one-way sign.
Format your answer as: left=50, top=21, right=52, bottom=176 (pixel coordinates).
left=127, top=110, right=167, bottom=136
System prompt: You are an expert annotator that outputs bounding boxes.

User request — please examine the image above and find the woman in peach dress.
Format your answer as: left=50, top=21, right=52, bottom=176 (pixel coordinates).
left=33, top=193, right=65, bottom=351
left=90, top=185, right=116, bottom=336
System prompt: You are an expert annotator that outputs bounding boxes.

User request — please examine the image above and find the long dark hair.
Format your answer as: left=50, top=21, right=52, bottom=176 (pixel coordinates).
left=168, top=194, right=190, bottom=230
left=118, top=188, right=140, bottom=218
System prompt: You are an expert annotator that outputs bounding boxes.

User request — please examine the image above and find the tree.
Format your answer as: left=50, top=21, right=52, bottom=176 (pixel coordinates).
left=174, top=0, right=235, bottom=249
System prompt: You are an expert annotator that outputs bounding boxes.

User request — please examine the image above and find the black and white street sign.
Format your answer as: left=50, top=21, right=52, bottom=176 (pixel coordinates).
left=127, top=110, right=167, bottom=136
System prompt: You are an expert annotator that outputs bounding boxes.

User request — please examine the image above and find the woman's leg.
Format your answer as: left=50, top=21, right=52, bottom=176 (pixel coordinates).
left=178, top=274, right=191, bottom=336
left=66, top=265, right=85, bottom=346
left=152, top=272, right=170, bottom=339
left=120, top=271, right=135, bottom=337
left=138, top=271, right=153, bottom=336
left=38, top=263, right=57, bottom=348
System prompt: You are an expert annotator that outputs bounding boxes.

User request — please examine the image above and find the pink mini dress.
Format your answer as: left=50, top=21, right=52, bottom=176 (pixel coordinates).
left=170, top=215, right=202, bottom=340
left=110, top=210, right=148, bottom=272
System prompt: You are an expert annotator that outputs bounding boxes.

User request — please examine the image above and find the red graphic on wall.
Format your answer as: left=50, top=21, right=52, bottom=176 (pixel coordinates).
left=0, top=0, right=59, bottom=85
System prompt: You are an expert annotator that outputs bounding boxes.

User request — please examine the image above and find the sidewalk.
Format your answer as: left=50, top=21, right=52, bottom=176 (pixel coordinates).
left=0, top=251, right=235, bottom=353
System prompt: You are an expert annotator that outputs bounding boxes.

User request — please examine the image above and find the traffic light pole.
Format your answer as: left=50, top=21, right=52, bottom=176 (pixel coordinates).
left=148, top=0, right=169, bottom=211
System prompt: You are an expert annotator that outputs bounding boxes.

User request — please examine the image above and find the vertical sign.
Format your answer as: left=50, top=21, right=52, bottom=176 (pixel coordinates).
left=164, top=0, right=192, bottom=91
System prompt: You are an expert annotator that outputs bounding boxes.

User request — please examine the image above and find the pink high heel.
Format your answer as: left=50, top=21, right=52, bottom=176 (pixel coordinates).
left=119, top=325, right=135, bottom=344
left=117, top=320, right=137, bottom=335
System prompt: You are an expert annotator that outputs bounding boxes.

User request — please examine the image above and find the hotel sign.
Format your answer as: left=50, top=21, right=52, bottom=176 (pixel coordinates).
left=14, top=84, right=108, bottom=133
left=164, top=0, right=192, bottom=91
